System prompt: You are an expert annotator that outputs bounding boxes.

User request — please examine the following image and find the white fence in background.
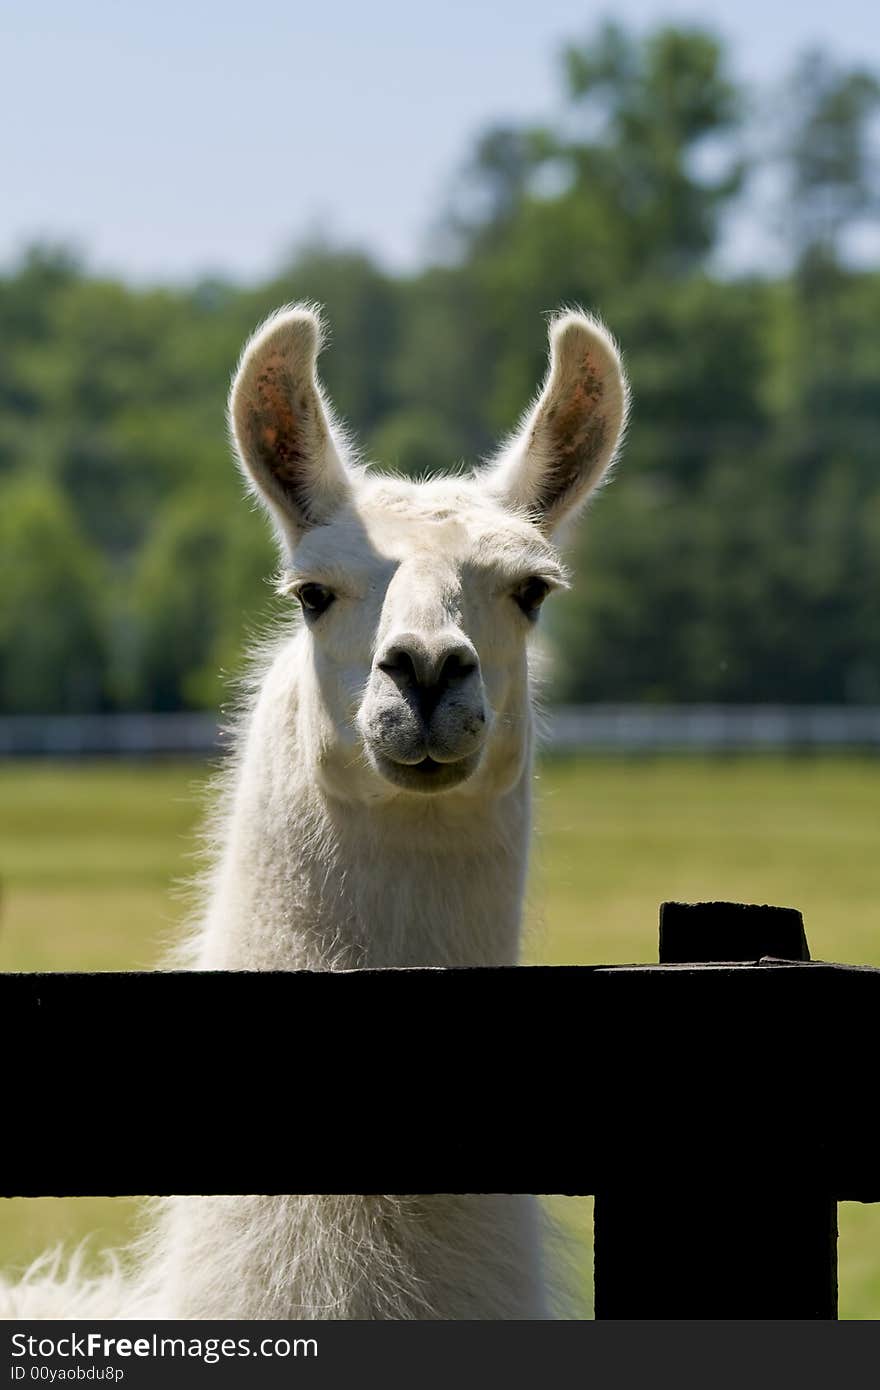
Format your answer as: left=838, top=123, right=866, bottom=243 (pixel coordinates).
left=0, top=713, right=220, bottom=757
left=547, top=704, right=880, bottom=752
left=1, top=706, right=880, bottom=757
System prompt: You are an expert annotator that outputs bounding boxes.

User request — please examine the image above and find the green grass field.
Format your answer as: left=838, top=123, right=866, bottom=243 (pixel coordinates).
left=1, top=756, right=878, bottom=1316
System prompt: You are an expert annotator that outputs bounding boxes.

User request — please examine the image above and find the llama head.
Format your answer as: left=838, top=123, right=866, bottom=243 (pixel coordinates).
left=230, top=304, right=628, bottom=802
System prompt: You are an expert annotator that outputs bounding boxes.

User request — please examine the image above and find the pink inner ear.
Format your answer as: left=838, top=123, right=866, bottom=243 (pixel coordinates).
left=532, top=349, right=608, bottom=515
left=252, top=351, right=306, bottom=482
left=549, top=349, right=604, bottom=456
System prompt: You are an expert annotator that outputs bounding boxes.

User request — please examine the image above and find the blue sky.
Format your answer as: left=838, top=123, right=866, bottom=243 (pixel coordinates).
left=2, top=0, right=878, bottom=282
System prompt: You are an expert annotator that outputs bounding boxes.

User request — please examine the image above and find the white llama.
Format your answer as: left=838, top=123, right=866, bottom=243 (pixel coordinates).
left=2, top=303, right=628, bottom=1320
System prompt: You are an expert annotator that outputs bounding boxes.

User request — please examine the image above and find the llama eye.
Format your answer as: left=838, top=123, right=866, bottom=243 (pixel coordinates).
left=513, top=577, right=551, bottom=619
left=297, top=583, right=335, bottom=617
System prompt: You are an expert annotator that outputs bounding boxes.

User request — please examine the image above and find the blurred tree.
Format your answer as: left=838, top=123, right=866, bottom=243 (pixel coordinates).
left=783, top=55, right=880, bottom=460
left=562, top=23, right=744, bottom=275
left=783, top=51, right=880, bottom=276
left=0, top=476, right=106, bottom=712
left=441, top=21, right=748, bottom=464
left=452, top=22, right=743, bottom=282
left=368, top=407, right=465, bottom=478
left=389, top=266, right=498, bottom=462
left=0, top=23, right=877, bottom=713
left=128, top=495, right=276, bottom=711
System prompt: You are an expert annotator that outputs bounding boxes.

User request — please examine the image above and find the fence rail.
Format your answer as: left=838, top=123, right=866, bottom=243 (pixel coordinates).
left=2, top=706, right=880, bottom=756
left=4, top=959, right=876, bottom=1200
left=0, top=712, right=219, bottom=757
left=3, top=902, right=879, bottom=1318
left=548, top=703, right=880, bottom=752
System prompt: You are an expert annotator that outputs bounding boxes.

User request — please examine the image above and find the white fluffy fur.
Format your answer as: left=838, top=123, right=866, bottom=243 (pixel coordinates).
left=1, top=305, right=627, bottom=1321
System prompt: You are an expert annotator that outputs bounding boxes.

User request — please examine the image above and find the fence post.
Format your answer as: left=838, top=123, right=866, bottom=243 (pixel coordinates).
left=592, top=901, right=839, bottom=1319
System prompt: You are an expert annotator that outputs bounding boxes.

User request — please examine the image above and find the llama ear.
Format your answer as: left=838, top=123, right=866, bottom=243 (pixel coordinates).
left=485, top=310, right=629, bottom=533
left=229, top=304, right=353, bottom=548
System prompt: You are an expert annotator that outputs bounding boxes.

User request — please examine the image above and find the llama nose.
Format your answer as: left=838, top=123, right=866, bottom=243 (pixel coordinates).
left=377, top=636, right=479, bottom=720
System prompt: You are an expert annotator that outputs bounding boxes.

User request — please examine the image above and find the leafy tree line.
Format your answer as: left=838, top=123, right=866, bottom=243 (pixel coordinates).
left=1, top=22, right=878, bottom=713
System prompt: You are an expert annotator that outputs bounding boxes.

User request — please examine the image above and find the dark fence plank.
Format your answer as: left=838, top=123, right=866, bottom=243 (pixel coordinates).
left=659, top=900, right=810, bottom=962
left=593, top=1186, right=838, bottom=1319
left=2, top=962, right=878, bottom=1201
left=595, top=903, right=839, bottom=1318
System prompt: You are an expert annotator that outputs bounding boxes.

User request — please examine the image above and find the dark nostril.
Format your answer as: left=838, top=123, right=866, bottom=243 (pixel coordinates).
left=377, top=642, right=479, bottom=718
left=378, top=647, right=419, bottom=688
left=439, top=651, right=477, bottom=685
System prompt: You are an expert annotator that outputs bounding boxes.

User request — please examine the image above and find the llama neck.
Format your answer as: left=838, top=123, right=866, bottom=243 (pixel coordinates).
left=155, top=648, right=543, bottom=1323
left=195, top=655, right=532, bottom=972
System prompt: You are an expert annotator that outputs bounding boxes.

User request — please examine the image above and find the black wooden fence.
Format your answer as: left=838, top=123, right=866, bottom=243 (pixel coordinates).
left=2, top=901, right=878, bottom=1319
